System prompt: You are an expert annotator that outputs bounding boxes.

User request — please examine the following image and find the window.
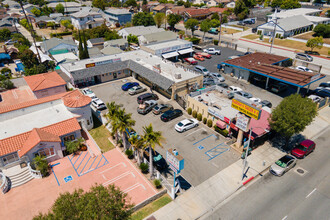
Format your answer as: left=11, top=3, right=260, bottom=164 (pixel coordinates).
left=80, top=18, right=84, bottom=21
left=2, top=153, right=19, bottom=165
left=36, top=147, right=55, bottom=158
left=87, top=119, right=90, bottom=125
left=63, top=134, right=75, bottom=142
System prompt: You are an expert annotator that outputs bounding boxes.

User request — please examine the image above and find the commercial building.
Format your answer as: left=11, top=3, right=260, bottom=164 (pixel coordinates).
left=138, top=30, right=177, bottom=45
left=118, top=26, right=164, bottom=39
left=266, top=8, right=322, bottom=21
left=59, top=50, right=203, bottom=100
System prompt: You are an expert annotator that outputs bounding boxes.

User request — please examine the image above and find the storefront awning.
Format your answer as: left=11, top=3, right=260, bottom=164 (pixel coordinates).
left=178, top=48, right=194, bottom=55
left=216, top=120, right=226, bottom=129
left=162, top=51, right=179, bottom=59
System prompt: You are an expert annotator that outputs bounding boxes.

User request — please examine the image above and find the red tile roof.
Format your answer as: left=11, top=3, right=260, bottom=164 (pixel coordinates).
left=185, top=8, right=211, bottom=17
left=0, top=118, right=81, bottom=157
left=208, top=7, right=227, bottom=13
left=62, top=90, right=92, bottom=108
left=24, top=71, right=66, bottom=92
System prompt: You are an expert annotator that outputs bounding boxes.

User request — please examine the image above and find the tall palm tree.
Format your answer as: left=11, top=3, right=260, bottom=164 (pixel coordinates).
left=129, top=135, right=144, bottom=165
left=114, top=108, right=136, bottom=150
left=142, top=124, right=165, bottom=177
left=105, top=101, right=120, bottom=143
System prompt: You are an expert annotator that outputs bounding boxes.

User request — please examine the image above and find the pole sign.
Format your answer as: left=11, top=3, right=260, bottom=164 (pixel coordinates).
left=236, top=114, right=250, bottom=132
left=166, top=148, right=184, bottom=174
left=231, top=99, right=261, bottom=120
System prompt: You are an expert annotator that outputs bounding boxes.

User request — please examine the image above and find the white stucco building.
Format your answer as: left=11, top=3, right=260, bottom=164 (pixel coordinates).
left=71, top=7, right=104, bottom=30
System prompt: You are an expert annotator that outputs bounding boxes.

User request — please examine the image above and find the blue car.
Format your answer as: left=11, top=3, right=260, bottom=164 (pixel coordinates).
left=122, top=82, right=139, bottom=91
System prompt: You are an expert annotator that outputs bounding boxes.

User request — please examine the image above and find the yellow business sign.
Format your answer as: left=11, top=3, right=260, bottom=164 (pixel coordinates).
left=231, top=99, right=261, bottom=120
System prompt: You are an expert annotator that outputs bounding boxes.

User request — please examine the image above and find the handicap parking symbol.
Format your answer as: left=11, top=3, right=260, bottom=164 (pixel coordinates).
left=198, top=145, right=204, bottom=150
left=64, top=175, right=73, bottom=183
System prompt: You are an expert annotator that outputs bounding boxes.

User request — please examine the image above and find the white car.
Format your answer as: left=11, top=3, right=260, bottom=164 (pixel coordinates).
left=82, top=88, right=96, bottom=99
left=91, top=98, right=106, bottom=110
left=175, top=119, right=199, bottom=133
left=209, top=72, right=225, bottom=82
left=270, top=155, right=296, bottom=176
left=295, top=66, right=312, bottom=72
left=128, top=86, right=147, bottom=95
left=203, top=48, right=221, bottom=55
left=308, top=95, right=322, bottom=103
left=227, top=86, right=242, bottom=93
left=250, top=97, right=261, bottom=104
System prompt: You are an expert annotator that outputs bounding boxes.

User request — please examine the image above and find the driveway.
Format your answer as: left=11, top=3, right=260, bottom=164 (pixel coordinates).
left=90, top=79, right=240, bottom=186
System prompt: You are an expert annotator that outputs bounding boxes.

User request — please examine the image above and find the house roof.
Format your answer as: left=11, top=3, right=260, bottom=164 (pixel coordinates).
left=88, top=38, right=105, bottom=45
left=104, top=38, right=127, bottom=47
left=62, top=89, right=92, bottom=108
left=275, top=15, right=313, bottom=31
left=35, top=16, right=55, bottom=23
left=152, top=5, right=165, bottom=11
left=24, top=71, right=66, bottom=92
left=119, top=26, right=164, bottom=36
left=101, top=46, right=123, bottom=55
left=184, top=8, right=211, bottom=17
left=268, top=8, right=322, bottom=19
left=208, top=7, right=227, bottom=13
left=105, top=8, right=131, bottom=15
left=71, top=7, right=101, bottom=18
left=141, top=31, right=177, bottom=44
left=41, top=38, right=76, bottom=51
left=0, top=118, right=80, bottom=157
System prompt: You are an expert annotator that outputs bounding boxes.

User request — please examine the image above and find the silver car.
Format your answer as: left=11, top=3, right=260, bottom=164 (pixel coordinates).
left=137, top=100, right=158, bottom=115
left=270, top=155, right=296, bottom=176
left=209, top=72, right=225, bottom=82
left=128, top=86, right=147, bottom=95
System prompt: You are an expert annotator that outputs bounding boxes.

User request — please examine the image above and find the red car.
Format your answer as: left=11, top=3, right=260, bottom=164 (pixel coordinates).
left=196, top=52, right=212, bottom=59
left=291, top=139, right=315, bottom=159
left=184, top=57, right=198, bottom=65
left=193, top=54, right=205, bottom=61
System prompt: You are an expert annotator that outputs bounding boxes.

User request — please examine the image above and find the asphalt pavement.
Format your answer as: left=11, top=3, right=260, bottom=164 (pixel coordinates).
left=201, top=126, right=330, bottom=220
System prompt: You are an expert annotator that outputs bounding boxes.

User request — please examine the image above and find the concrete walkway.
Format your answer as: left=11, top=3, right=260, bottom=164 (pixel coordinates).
left=302, top=106, right=330, bottom=140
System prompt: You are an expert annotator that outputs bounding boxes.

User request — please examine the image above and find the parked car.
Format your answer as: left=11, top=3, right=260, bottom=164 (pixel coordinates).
left=184, top=57, right=198, bottom=65
left=291, top=139, right=316, bottom=159
left=316, top=82, right=330, bottom=90
left=249, top=97, right=261, bottom=104
left=91, top=98, right=106, bottom=110
left=295, top=66, right=313, bottom=72
left=270, top=83, right=288, bottom=93
left=270, top=155, right=297, bottom=176
left=314, top=89, right=330, bottom=98
left=137, top=93, right=158, bottom=104
left=160, top=109, right=183, bottom=122
left=304, top=50, right=320, bottom=55
left=137, top=100, right=158, bottom=115
left=153, top=104, right=173, bottom=115
left=308, top=95, right=322, bottom=103
left=128, top=86, right=147, bottom=95
left=203, top=48, right=221, bottom=55
left=209, top=72, right=225, bottom=82
left=236, top=91, right=253, bottom=98
left=122, top=82, right=139, bottom=91
left=203, top=78, right=216, bottom=86
left=82, top=88, right=96, bottom=99
left=175, top=119, right=199, bottom=132
left=143, top=147, right=168, bottom=171
left=228, top=86, right=242, bottom=93
left=260, top=100, right=272, bottom=108
left=296, top=53, right=313, bottom=62
left=194, top=65, right=210, bottom=75
left=196, top=52, right=212, bottom=59
left=193, top=54, right=205, bottom=61
left=217, top=82, right=229, bottom=89
left=208, top=28, right=219, bottom=34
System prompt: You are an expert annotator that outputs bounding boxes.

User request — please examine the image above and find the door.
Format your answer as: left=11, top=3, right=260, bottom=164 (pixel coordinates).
left=113, top=72, right=117, bottom=79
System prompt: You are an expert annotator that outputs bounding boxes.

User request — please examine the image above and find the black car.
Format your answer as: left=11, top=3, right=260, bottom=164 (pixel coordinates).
left=217, top=82, right=229, bottom=89
left=143, top=147, right=168, bottom=171
left=137, top=93, right=158, bottom=104
left=260, top=100, right=272, bottom=108
left=160, top=109, right=183, bottom=122
left=314, top=89, right=330, bottom=98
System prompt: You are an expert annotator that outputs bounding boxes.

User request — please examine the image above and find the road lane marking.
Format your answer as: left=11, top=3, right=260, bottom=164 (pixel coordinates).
left=282, top=215, right=288, bottom=220
left=306, top=188, right=317, bottom=198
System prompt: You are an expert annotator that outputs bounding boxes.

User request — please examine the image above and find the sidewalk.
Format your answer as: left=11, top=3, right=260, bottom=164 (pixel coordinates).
left=147, top=143, right=284, bottom=220
left=302, top=107, right=330, bottom=140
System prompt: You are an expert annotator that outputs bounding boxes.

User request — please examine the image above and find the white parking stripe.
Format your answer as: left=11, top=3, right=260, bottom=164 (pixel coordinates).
left=306, top=188, right=317, bottom=198
left=185, top=128, right=205, bottom=137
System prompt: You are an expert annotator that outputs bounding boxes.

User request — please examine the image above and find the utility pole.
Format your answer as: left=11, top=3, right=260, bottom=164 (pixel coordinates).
left=164, top=5, right=167, bottom=30
left=18, top=0, right=41, bottom=63
left=269, top=8, right=278, bottom=54
left=218, top=13, right=223, bottom=46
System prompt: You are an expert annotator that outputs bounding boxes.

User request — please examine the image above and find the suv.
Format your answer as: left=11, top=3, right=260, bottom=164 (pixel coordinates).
left=194, top=65, right=210, bottom=75
left=295, top=53, right=313, bottom=62
left=209, top=72, right=225, bottom=82
left=137, top=93, right=158, bottom=104
left=137, top=100, right=158, bottom=115
left=270, top=83, right=288, bottom=94
left=291, top=139, right=315, bottom=159
left=203, top=48, right=221, bottom=55
left=160, top=109, right=183, bottom=122
left=91, top=98, right=106, bottom=110
left=295, top=66, right=312, bottom=72
left=82, top=88, right=96, bottom=99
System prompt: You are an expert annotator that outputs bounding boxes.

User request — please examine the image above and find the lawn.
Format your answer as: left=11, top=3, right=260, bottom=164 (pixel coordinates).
left=294, top=31, right=330, bottom=45
left=229, top=25, right=249, bottom=31
left=221, top=27, right=241, bottom=35
left=130, top=194, right=172, bottom=220
left=89, top=115, right=114, bottom=152
left=242, top=34, right=259, bottom=40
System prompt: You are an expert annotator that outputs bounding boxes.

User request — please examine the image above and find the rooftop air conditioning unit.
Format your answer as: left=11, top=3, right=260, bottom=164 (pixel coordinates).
left=174, top=73, right=181, bottom=79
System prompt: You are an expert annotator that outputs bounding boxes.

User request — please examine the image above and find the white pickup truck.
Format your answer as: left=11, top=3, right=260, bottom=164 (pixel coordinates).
left=203, top=48, right=221, bottom=55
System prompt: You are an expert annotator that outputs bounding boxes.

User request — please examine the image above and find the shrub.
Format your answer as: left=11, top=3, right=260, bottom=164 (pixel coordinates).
left=213, top=39, right=219, bottom=45
left=32, top=155, right=49, bottom=177
left=203, top=117, right=207, bottom=124
left=187, top=107, right=192, bottom=115
left=139, top=163, right=148, bottom=173
left=50, top=31, right=72, bottom=38
left=153, top=179, right=162, bottom=188
left=0, top=79, right=14, bottom=89
left=259, top=35, right=263, bottom=40
left=192, top=110, right=197, bottom=118
left=214, top=125, right=229, bottom=137
left=197, top=113, right=202, bottom=121
left=125, top=149, right=133, bottom=159
left=257, top=30, right=262, bottom=35
left=207, top=119, right=213, bottom=127
left=189, top=37, right=200, bottom=44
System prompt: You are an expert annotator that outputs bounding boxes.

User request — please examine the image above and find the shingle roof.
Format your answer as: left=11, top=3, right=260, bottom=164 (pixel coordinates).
left=101, top=46, right=123, bottom=55
left=141, top=31, right=177, bottom=43
left=276, top=15, right=313, bottom=31
left=62, top=89, right=91, bottom=108
left=105, top=8, right=131, bottom=15
left=88, top=38, right=105, bottom=45
left=104, top=38, right=127, bottom=47
left=0, top=118, right=80, bottom=157
left=184, top=8, right=211, bottom=17
left=71, top=7, right=101, bottom=18
left=41, top=38, right=76, bottom=51
left=119, top=26, right=164, bottom=36
left=24, top=71, right=66, bottom=92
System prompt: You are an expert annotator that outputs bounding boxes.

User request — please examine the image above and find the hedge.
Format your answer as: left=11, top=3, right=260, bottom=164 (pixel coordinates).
left=50, top=31, right=72, bottom=37
left=213, top=39, right=219, bottom=45
left=214, top=125, right=229, bottom=137
left=203, top=117, right=207, bottom=124
left=197, top=113, right=202, bottom=121
left=187, top=107, right=192, bottom=115
left=192, top=110, right=197, bottom=118
left=207, top=119, right=213, bottom=127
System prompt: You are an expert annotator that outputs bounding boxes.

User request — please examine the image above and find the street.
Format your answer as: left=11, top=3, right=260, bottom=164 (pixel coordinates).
left=201, top=126, right=330, bottom=220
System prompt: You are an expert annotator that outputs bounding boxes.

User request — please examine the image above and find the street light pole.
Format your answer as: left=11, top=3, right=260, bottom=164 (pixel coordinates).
left=218, top=13, right=223, bottom=46
left=269, top=8, right=278, bottom=54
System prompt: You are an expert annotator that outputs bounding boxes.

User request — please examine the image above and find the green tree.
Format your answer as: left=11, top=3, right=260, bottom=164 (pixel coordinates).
left=132, top=12, right=156, bottom=26
left=211, top=12, right=220, bottom=20
left=327, top=9, right=330, bottom=18
left=271, top=0, right=282, bottom=8
left=18, top=49, right=38, bottom=69
left=177, top=0, right=185, bottom=5
left=154, top=12, right=166, bottom=28
left=269, top=94, right=317, bottom=144
left=92, top=0, right=106, bottom=10
left=167, top=13, right=181, bottom=29
left=60, top=20, right=73, bottom=30
left=280, top=0, right=301, bottom=9
left=31, top=7, right=41, bottom=17
left=184, top=1, right=191, bottom=7
left=112, top=108, right=135, bottom=150
left=200, top=19, right=211, bottom=40
left=32, top=155, right=49, bottom=177
left=313, top=24, right=330, bottom=38
left=142, top=0, right=148, bottom=5
left=210, top=19, right=220, bottom=27
left=234, top=0, right=249, bottom=19
left=184, top=18, right=199, bottom=35
left=105, top=101, right=121, bottom=143
left=78, top=31, right=84, bottom=60
left=123, top=0, right=137, bottom=7
left=142, top=124, right=164, bottom=177
left=0, top=79, right=14, bottom=89
left=33, top=184, right=133, bottom=219
left=40, top=6, right=54, bottom=16
left=128, top=134, right=144, bottom=165
left=55, top=3, right=65, bottom=14
left=0, top=28, right=12, bottom=42
left=25, top=64, right=47, bottom=75
left=306, top=36, right=323, bottom=51
left=65, top=138, right=84, bottom=155
left=127, top=34, right=138, bottom=44
left=82, top=31, right=89, bottom=59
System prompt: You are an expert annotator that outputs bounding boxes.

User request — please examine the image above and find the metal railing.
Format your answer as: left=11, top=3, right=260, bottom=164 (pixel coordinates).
left=0, top=172, right=9, bottom=194
left=27, top=163, right=42, bottom=179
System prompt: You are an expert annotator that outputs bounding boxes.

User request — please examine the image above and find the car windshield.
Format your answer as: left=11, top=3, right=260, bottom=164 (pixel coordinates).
left=305, top=68, right=310, bottom=71
left=202, top=68, right=208, bottom=72
left=296, top=144, right=307, bottom=151
left=154, top=106, right=159, bottom=110
left=177, top=122, right=183, bottom=127
left=85, top=90, right=92, bottom=94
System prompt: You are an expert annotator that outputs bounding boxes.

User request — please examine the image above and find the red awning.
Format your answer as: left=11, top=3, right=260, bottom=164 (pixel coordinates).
left=230, top=122, right=238, bottom=131
left=216, top=120, right=226, bottom=129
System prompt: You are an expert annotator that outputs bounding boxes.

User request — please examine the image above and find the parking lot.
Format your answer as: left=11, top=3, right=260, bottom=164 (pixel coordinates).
left=90, top=79, right=240, bottom=186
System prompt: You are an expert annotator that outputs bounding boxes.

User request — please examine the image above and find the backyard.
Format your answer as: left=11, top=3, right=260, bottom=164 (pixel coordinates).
left=89, top=115, right=114, bottom=152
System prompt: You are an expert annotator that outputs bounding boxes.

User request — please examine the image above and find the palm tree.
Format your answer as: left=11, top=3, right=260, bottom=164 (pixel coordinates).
left=142, top=124, right=165, bottom=177
left=114, top=108, right=136, bottom=150
left=129, top=135, right=144, bottom=165
left=105, top=102, right=120, bottom=143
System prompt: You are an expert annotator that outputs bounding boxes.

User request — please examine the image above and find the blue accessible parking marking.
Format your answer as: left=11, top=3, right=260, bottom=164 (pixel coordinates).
left=64, top=175, right=73, bottom=183
left=198, top=145, right=204, bottom=150
left=205, top=143, right=230, bottom=161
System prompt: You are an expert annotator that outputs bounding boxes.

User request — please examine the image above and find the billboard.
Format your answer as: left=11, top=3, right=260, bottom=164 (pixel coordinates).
left=231, top=99, right=261, bottom=120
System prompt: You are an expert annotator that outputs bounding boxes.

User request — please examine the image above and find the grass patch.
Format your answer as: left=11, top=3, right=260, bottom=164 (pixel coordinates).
left=229, top=25, right=248, bottom=31
left=89, top=114, right=114, bottom=152
left=294, top=31, right=330, bottom=45
left=221, top=27, right=241, bottom=35
left=130, top=194, right=172, bottom=220
left=242, top=34, right=259, bottom=40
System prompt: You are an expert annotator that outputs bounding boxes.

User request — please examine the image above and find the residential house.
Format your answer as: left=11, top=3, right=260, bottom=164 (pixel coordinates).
left=49, top=13, right=63, bottom=18
left=35, top=16, right=57, bottom=28
left=71, top=7, right=104, bottom=30
left=47, top=2, right=82, bottom=14
left=266, top=8, right=322, bottom=22
left=0, top=8, right=9, bottom=20
left=257, top=15, right=314, bottom=38
left=118, top=26, right=164, bottom=39
left=87, top=38, right=105, bottom=48
left=184, top=8, right=212, bottom=20
left=152, top=4, right=174, bottom=14
left=101, top=46, right=123, bottom=55
left=103, top=8, right=132, bottom=26
left=2, top=0, right=20, bottom=9
left=138, top=30, right=177, bottom=45
left=167, top=6, right=193, bottom=16
left=103, top=38, right=128, bottom=50
left=40, top=38, right=78, bottom=55
left=87, top=47, right=103, bottom=58
left=23, top=4, right=37, bottom=14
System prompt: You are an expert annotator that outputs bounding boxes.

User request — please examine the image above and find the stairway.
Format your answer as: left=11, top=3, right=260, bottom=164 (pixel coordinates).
left=3, top=166, right=34, bottom=188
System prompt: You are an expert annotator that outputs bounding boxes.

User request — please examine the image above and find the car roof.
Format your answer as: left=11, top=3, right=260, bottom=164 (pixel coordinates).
left=280, top=155, right=295, bottom=163
left=300, top=139, right=315, bottom=147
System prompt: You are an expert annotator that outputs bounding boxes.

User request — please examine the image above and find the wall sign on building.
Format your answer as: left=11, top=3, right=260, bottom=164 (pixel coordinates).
left=236, top=114, right=250, bottom=132
left=231, top=99, right=261, bottom=120
left=85, top=58, right=122, bottom=68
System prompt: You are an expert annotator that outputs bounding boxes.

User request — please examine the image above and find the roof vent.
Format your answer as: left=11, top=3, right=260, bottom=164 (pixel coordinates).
left=174, top=73, right=181, bottom=79
left=136, top=58, right=141, bottom=61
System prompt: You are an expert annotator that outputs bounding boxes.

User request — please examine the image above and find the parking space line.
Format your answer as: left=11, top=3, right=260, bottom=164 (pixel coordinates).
left=99, top=162, right=126, bottom=174
left=193, top=134, right=215, bottom=145
left=205, top=143, right=230, bottom=161
left=79, top=156, right=91, bottom=175
left=185, top=128, right=205, bottom=137
left=124, top=183, right=144, bottom=193
left=102, top=171, right=132, bottom=186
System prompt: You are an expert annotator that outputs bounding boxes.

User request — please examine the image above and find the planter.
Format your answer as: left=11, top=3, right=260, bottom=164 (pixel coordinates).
left=80, top=144, right=87, bottom=151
